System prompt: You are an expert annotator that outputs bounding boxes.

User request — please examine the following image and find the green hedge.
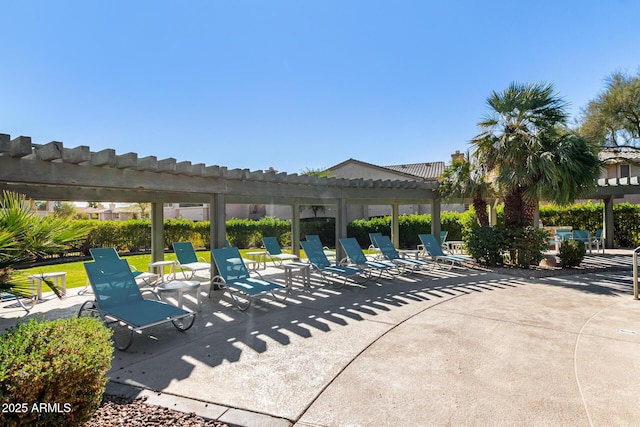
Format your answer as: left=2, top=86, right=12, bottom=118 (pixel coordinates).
left=73, top=201, right=640, bottom=254
left=540, top=202, right=640, bottom=247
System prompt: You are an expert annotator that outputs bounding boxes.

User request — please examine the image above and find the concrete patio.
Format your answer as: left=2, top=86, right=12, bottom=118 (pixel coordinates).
left=2, top=249, right=640, bottom=426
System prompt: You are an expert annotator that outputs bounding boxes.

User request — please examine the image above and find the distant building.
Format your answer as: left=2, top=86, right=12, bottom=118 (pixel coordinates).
left=598, top=147, right=640, bottom=204
left=84, top=203, right=141, bottom=221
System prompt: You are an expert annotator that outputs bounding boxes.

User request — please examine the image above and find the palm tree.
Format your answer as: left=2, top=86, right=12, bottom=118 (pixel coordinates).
left=0, top=191, right=93, bottom=299
left=472, top=82, right=601, bottom=228
left=438, top=152, right=493, bottom=226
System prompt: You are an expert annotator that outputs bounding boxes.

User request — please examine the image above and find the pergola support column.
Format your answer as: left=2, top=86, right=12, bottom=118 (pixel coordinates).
left=211, top=193, right=226, bottom=249
left=292, top=204, right=300, bottom=256
left=335, top=198, right=348, bottom=262
left=210, top=193, right=226, bottom=286
left=151, top=202, right=164, bottom=263
left=603, top=196, right=614, bottom=249
left=431, top=198, right=441, bottom=239
left=391, top=204, right=400, bottom=248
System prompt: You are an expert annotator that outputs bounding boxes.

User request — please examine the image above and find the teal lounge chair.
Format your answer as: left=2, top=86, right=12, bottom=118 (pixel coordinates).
left=339, top=237, right=397, bottom=278
left=374, top=235, right=433, bottom=272
left=301, top=240, right=367, bottom=287
left=418, top=234, right=471, bottom=270
left=173, top=242, right=211, bottom=280
left=418, top=230, right=449, bottom=253
left=212, top=246, right=289, bottom=310
left=79, top=259, right=195, bottom=351
left=89, top=247, right=157, bottom=286
left=592, top=228, right=605, bottom=253
left=305, top=234, right=336, bottom=259
left=572, top=230, right=595, bottom=254
left=262, top=237, right=299, bottom=266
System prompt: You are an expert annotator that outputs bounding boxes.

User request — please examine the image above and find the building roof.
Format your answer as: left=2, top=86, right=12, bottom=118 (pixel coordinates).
left=599, top=147, right=640, bottom=163
left=328, top=158, right=445, bottom=181
left=384, top=162, right=445, bottom=180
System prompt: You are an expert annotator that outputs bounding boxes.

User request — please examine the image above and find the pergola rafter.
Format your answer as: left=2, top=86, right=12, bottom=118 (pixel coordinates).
left=0, top=133, right=442, bottom=264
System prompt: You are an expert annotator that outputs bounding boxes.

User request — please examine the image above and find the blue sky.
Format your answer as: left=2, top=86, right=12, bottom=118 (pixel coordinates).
left=2, top=1, right=639, bottom=174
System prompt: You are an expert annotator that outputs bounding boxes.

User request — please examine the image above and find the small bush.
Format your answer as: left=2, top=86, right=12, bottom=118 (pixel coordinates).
left=465, top=226, right=506, bottom=266
left=558, top=240, right=586, bottom=267
left=0, top=317, right=113, bottom=426
left=504, top=227, right=549, bottom=268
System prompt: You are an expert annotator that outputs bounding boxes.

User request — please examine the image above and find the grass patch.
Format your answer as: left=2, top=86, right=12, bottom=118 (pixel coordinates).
left=14, top=249, right=313, bottom=290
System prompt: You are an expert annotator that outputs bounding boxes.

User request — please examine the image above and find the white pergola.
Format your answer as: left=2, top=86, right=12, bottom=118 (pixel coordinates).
left=0, top=133, right=442, bottom=268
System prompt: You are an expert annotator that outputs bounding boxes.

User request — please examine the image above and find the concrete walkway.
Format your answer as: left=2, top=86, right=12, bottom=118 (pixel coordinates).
left=2, top=250, right=640, bottom=426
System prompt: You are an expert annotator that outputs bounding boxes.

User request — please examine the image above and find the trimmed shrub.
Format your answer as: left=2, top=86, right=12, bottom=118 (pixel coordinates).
left=0, top=317, right=113, bottom=426
left=163, top=218, right=197, bottom=248
left=558, top=240, right=586, bottom=267
left=466, top=226, right=506, bottom=266
left=504, top=227, right=549, bottom=268
left=300, top=218, right=335, bottom=247
left=120, top=219, right=151, bottom=251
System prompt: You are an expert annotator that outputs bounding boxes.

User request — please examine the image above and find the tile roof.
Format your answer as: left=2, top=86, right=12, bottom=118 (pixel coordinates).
left=383, top=162, right=445, bottom=180
left=599, top=148, right=640, bottom=162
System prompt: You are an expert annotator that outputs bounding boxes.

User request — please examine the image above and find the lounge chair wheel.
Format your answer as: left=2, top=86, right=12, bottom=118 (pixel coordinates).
left=229, top=289, right=252, bottom=311
left=110, top=324, right=134, bottom=351
left=435, top=258, right=454, bottom=271
left=101, top=316, right=134, bottom=351
left=172, top=313, right=196, bottom=331
left=330, top=278, right=346, bottom=289
left=271, top=286, right=289, bottom=302
left=16, top=295, right=36, bottom=312
left=77, top=300, right=100, bottom=319
left=353, top=271, right=371, bottom=285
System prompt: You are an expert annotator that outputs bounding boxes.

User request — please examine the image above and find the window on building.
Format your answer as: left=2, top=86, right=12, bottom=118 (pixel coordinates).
left=620, top=164, right=630, bottom=178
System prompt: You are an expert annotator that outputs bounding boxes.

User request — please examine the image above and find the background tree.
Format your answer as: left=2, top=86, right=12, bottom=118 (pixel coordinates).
left=300, top=167, right=333, bottom=217
left=580, top=70, right=640, bottom=148
left=471, top=82, right=601, bottom=228
left=134, top=202, right=151, bottom=219
left=438, top=152, right=493, bottom=226
left=53, top=201, right=77, bottom=219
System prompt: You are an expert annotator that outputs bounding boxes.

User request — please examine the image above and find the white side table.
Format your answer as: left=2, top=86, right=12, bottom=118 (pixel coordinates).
left=156, top=280, right=201, bottom=311
left=283, top=262, right=311, bottom=292
left=28, top=272, right=67, bottom=300
left=246, top=251, right=267, bottom=270
left=148, top=260, right=177, bottom=284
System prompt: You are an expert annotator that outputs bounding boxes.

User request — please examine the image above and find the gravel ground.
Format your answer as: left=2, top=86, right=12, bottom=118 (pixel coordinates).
left=83, top=395, right=229, bottom=427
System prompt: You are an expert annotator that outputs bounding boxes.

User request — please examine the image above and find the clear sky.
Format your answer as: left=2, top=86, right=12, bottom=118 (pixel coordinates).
left=2, top=1, right=639, bottom=174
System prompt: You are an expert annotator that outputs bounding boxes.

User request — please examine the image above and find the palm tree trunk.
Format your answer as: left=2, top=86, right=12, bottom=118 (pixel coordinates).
left=503, top=187, right=524, bottom=228
left=472, top=192, right=490, bottom=226
left=504, top=187, right=537, bottom=228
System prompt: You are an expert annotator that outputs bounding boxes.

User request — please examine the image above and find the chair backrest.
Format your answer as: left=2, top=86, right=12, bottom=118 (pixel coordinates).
left=419, top=234, right=446, bottom=257
left=211, top=247, right=250, bottom=282
left=369, top=233, right=383, bottom=248
left=262, top=237, right=283, bottom=255
left=173, top=242, right=198, bottom=264
left=300, top=240, right=330, bottom=269
left=89, top=247, right=122, bottom=262
left=375, top=235, right=401, bottom=260
left=225, top=239, right=232, bottom=248
left=595, top=228, right=603, bottom=240
left=306, top=235, right=321, bottom=243
left=85, top=260, right=143, bottom=311
left=339, top=238, right=369, bottom=264
left=440, top=231, right=449, bottom=245
left=554, top=228, right=572, bottom=242
left=572, top=230, right=589, bottom=242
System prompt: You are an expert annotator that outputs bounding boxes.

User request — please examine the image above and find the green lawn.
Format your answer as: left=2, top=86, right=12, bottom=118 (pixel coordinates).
left=16, top=249, right=312, bottom=290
